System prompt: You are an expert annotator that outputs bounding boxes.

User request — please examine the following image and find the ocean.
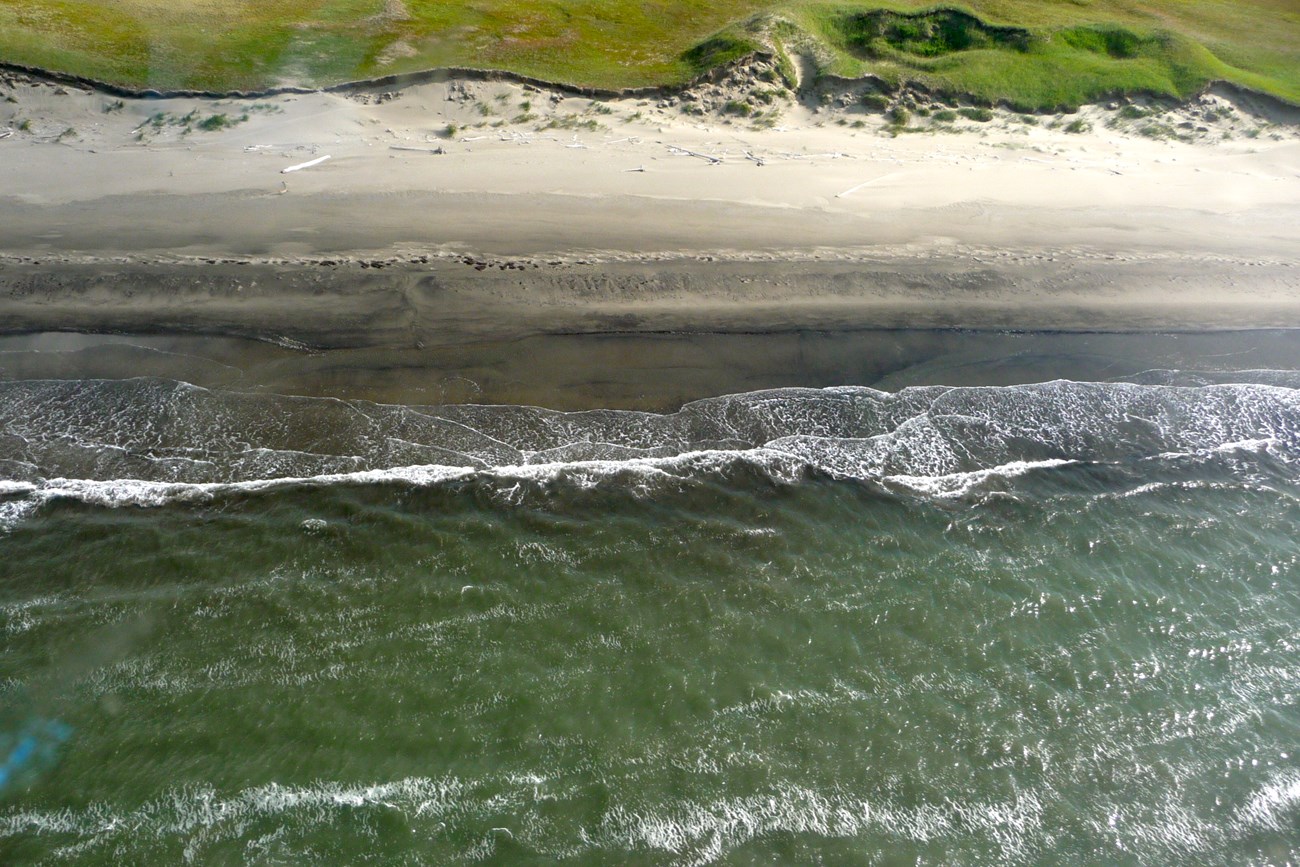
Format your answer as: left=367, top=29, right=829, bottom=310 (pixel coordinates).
left=2, top=334, right=1299, bottom=864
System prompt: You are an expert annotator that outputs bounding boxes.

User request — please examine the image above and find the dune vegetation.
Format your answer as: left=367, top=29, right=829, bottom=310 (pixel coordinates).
left=0, top=0, right=1296, bottom=107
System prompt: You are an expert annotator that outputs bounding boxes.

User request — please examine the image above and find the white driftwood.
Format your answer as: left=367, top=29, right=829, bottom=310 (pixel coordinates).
left=667, top=145, right=721, bottom=165
left=281, top=155, right=331, bottom=174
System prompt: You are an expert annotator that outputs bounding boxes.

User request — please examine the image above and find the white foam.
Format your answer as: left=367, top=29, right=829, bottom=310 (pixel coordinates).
left=0, top=448, right=805, bottom=524
left=1, top=379, right=1298, bottom=531
left=0, top=497, right=39, bottom=534
left=883, top=458, right=1079, bottom=498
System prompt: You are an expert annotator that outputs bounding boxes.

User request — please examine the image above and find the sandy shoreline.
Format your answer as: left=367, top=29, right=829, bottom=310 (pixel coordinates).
left=3, top=328, right=1298, bottom=411
left=2, top=252, right=1299, bottom=346
left=1, top=66, right=1298, bottom=363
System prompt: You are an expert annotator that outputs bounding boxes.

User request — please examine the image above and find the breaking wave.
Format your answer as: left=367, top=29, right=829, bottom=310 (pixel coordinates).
left=1, top=377, right=1298, bottom=529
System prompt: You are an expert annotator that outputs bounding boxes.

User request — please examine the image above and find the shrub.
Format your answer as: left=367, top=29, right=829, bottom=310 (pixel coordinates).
left=932, top=109, right=957, bottom=122
left=196, top=113, right=247, bottom=132
left=840, top=9, right=1031, bottom=58
left=1064, top=118, right=1091, bottom=133
left=1137, top=122, right=1175, bottom=139
left=681, top=34, right=757, bottom=75
left=887, top=105, right=910, bottom=125
left=958, top=107, right=993, bottom=122
left=860, top=93, right=891, bottom=112
left=1059, top=25, right=1156, bottom=59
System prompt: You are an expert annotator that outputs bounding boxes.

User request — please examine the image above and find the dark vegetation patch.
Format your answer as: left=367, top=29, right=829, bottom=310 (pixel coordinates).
left=835, top=8, right=1031, bottom=59
left=682, top=34, right=759, bottom=76
left=860, top=92, right=891, bottom=111
left=1058, top=25, right=1163, bottom=60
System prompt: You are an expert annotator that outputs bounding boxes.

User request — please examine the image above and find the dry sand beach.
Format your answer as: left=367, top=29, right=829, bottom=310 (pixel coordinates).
left=1, top=65, right=1298, bottom=404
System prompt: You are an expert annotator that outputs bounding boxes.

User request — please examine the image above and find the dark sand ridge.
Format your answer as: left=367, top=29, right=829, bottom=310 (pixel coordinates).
left=3, top=250, right=1299, bottom=346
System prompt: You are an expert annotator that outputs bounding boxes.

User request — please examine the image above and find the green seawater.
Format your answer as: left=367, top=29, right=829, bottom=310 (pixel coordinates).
left=1, top=376, right=1299, bottom=864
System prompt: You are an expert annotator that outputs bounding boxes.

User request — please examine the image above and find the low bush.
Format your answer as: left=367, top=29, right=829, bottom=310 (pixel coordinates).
left=860, top=92, right=890, bottom=111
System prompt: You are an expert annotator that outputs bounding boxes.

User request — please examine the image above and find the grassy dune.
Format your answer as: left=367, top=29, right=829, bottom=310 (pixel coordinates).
left=789, top=1, right=1300, bottom=107
left=0, top=0, right=1295, bottom=106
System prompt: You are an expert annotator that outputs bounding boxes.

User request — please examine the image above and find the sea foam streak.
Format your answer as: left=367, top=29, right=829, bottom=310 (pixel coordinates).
left=1, top=378, right=1298, bottom=528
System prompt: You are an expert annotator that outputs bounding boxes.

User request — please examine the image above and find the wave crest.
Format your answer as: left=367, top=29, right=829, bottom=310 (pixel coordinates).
left=1, top=378, right=1297, bottom=526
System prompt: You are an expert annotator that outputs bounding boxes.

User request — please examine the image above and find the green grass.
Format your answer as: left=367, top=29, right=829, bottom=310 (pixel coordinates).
left=791, top=1, right=1300, bottom=108
left=0, top=1, right=1295, bottom=106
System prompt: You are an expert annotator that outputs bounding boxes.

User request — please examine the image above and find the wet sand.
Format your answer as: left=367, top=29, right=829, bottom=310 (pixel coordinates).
left=4, top=251, right=1299, bottom=343
left=3, top=329, right=1297, bottom=411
